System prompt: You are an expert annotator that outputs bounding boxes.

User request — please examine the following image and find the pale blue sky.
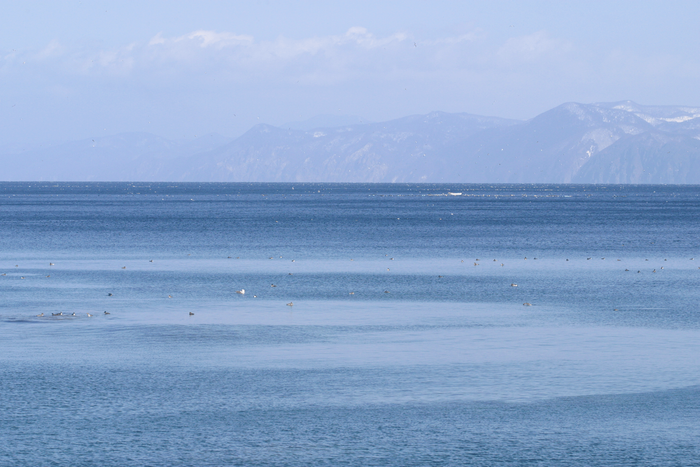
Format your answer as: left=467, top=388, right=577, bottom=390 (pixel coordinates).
left=2, top=0, right=699, bottom=146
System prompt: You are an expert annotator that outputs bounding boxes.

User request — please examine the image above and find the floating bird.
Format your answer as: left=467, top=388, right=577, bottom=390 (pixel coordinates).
left=587, top=258, right=591, bottom=260
left=104, top=311, right=110, bottom=315
left=511, top=283, right=518, bottom=287
left=36, top=313, right=43, bottom=317
left=614, top=308, right=618, bottom=311
left=121, top=266, right=126, bottom=269
left=87, top=313, right=92, bottom=317
left=49, top=263, right=54, bottom=266
left=523, top=302, right=532, bottom=306
left=271, top=284, right=277, bottom=287
left=291, top=260, right=295, bottom=262
left=625, top=269, right=629, bottom=271
left=286, top=302, right=293, bottom=306
left=189, top=312, right=194, bottom=316
left=236, top=289, right=245, bottom=294
left=149, top=259, right=153, bottom=262
left=46, top=275, right=50, bottom=278
left=349, top=292, right=354, bottom=295
left=52, top=312, right=62, bottom=316
left=107, top=293, right=113, bottom=296
left=20, top=277, right=24, bottom=279
left=71, top=312, right=76, bottom=316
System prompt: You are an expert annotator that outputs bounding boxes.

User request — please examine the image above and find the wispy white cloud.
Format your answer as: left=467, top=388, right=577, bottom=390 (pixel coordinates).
left=7, top=27, right=574, bottom=82
left=497, top=30, right=572, bottom=63
left=145, top=27, right=407, bottom=63
left=178, top=30, right=255, bottom=49
left=422, top=31, right=481, bottom=46
left=5, top=26, right=698, bottom=116
left=36, top=39, right=64, bottom=59
left=343, top=26, right=408, bottom=48
left=75, top=42, right=137, bottom=75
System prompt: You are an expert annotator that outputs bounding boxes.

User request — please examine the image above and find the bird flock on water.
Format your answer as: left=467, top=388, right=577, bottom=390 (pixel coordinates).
left=2, top=254, right=696, bottom=319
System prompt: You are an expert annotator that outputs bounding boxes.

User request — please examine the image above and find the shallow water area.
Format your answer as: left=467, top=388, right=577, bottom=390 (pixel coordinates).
left=4, top=300, right=700, bottom=404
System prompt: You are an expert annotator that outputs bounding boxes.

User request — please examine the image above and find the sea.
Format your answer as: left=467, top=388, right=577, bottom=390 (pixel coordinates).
left=1, top=182, right=699, bottom=466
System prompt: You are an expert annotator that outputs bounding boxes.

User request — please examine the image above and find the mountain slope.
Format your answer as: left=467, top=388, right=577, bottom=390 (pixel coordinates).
left=444, top=102, right=656, bottom=182
left=573, top=131, right=700, bottom=183
left=3, top=102, right=700, bottom=183
left=174, top=112, right=520, bottom=182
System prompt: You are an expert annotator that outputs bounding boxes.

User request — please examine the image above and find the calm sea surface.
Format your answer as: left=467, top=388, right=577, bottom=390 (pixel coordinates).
left=1, top=182, right=699, bottom=466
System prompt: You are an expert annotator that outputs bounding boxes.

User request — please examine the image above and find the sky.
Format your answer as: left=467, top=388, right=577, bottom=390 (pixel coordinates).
left=2, top=0, right=699, bottom=148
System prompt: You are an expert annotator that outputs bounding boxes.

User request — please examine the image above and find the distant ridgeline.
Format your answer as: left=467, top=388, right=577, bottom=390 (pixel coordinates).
left=3, top=101, right=700, bottom=183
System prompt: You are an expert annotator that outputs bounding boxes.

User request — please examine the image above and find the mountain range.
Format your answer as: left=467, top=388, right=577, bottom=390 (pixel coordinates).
left=3, top=101, right=700, bottom=183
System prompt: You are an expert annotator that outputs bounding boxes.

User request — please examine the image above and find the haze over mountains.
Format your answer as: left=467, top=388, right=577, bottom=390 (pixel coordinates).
left=3, top=101, right=700, bottom=184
